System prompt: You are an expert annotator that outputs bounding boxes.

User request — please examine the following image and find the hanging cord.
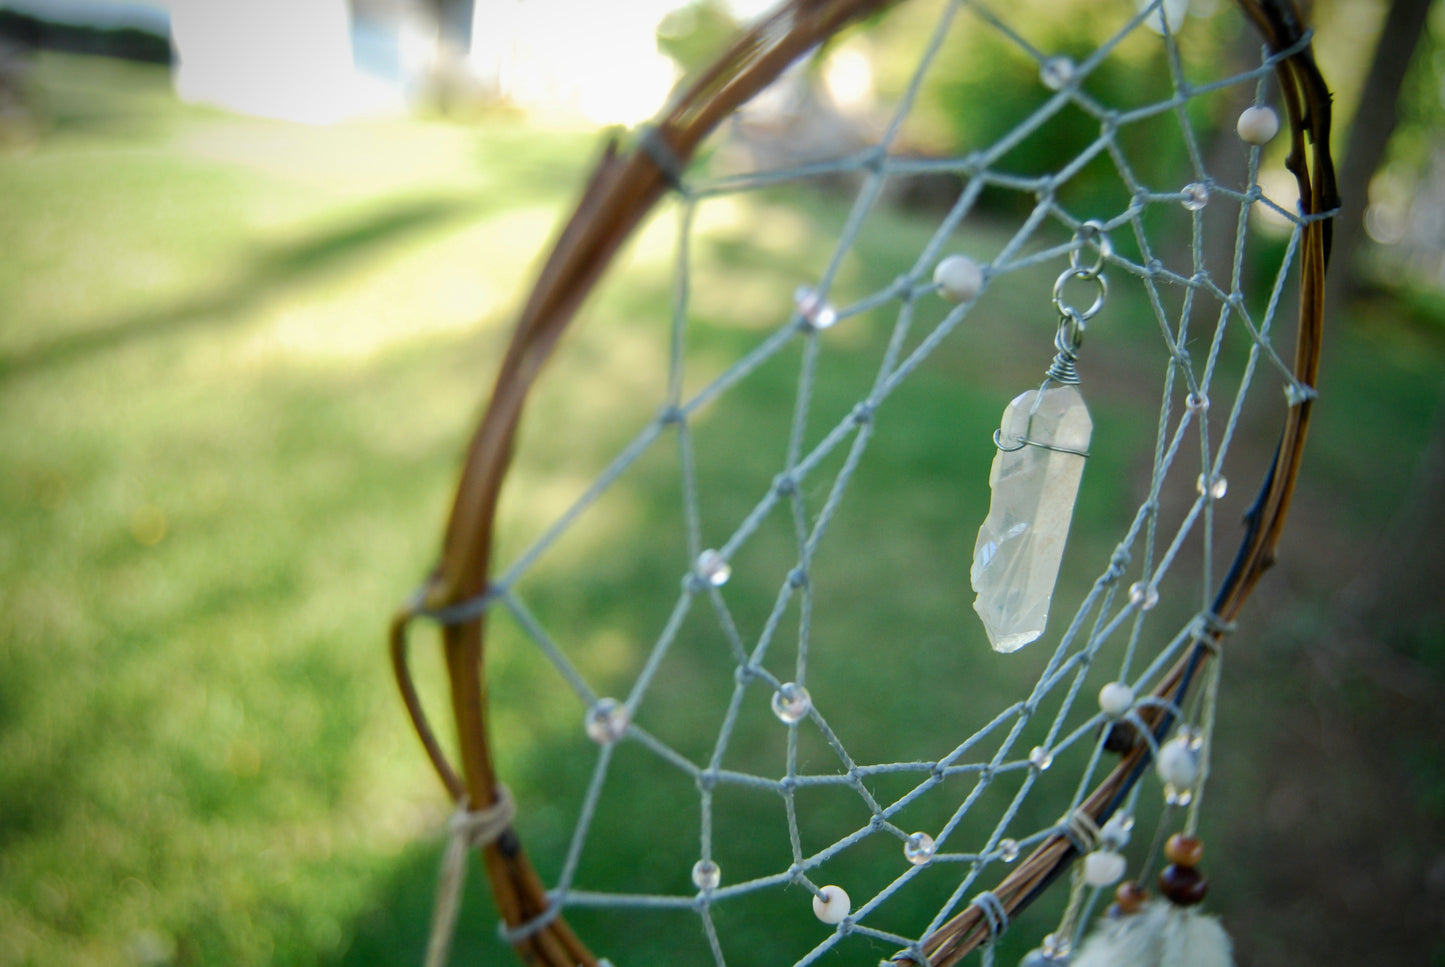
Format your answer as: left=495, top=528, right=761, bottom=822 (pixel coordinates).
left=425, top=788, right=518, bottom=967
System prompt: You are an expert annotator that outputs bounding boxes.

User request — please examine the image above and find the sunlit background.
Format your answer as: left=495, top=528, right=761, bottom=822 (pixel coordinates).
left=1, top=0, right=1443, bottom=965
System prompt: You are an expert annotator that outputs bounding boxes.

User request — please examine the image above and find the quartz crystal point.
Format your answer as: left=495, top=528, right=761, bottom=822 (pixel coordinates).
left=971, top=385, right=1092, bottom=652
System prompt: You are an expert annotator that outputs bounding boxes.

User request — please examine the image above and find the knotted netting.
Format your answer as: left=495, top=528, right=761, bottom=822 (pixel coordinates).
left=391, top=1, right=1336, bottom=965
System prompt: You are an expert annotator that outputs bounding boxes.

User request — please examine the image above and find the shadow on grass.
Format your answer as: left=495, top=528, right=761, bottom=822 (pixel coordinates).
left=0, top=196, right=485, bottom=383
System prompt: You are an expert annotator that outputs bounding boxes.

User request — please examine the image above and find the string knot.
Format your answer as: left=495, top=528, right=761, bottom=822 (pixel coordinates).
left=970, top=890, right=1010, bottom=940
left=425, top=788, right=517, bottom=967
left=1061, top=808, right=1101, bottom=853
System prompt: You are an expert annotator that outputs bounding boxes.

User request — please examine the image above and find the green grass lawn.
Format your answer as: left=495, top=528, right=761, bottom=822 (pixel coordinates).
left=2, top=52, right=1443, bottom=967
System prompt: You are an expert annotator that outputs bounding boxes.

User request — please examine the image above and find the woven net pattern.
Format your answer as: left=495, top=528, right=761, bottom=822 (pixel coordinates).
left=411, top=1, right=1331, bottom=964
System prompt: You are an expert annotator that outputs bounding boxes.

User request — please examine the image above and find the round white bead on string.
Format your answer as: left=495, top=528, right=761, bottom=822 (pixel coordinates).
left=1157, top=734, right=1201, bottom=788
left=934, top=254, right=985, bottom=303
left=1098, top=681, right=1135, bottom=718
left=1236, top=105, right=1280, bottom=145
left=1082, top=848, right=1128, bottom=887
left=812, top=885, right=851, bottom=924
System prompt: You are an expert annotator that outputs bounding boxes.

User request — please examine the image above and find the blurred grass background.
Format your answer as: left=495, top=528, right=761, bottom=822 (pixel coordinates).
left=1, top=8, right=1444, bottom=965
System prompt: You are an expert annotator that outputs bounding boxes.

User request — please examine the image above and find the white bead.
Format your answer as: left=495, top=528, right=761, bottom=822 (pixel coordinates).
left=1082, top=849, right=1128, bottom=887
left=933, top=254, right=984, bottom=303
left=1236, top=105, right=1280, bottom=145
left=1156, top=736, right=1200, bottom=788
left=812, top=884, right=851, bottom=924
left=1098, top=681, right=1134, bottom=718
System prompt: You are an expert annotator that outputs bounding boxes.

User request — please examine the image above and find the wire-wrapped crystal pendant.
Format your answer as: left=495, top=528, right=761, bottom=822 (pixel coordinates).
left=971, top=385, right=1092, bottom=651
left=971, top=222, right=1108, bottom=653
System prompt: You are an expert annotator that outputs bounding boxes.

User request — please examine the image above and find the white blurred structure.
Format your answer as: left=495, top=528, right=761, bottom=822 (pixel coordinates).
left=170, top=0, right=434, bottom=124
left=9, top=0, right=834, bottom=129
left=166, top=0, right=688, bottom=125
left=467, top=0, right=680, bottom=125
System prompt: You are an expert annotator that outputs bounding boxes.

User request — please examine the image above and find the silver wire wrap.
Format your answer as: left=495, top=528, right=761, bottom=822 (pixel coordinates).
left=992, top=222, right=1111, bottom=459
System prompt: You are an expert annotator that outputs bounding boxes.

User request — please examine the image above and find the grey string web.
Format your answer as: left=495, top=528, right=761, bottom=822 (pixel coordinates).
left=424, top=1, right=1322, bottom=963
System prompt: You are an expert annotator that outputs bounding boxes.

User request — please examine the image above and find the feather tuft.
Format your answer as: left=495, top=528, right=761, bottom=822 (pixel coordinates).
left=1162, top=903, right=1234, bottom=967
left=1072, top=900, right=1234, bottom=967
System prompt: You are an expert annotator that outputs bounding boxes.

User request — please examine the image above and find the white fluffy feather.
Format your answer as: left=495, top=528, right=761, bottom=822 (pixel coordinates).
left=1072, top=901, right=1234, bottom=967
left=1161, top=904, right=1234, bottom=967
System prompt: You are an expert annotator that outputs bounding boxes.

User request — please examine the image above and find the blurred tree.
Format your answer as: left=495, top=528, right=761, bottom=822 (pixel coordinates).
left=1326, top=0, right=1435, bottom=306
left=657, top=0, right=739, bottom=77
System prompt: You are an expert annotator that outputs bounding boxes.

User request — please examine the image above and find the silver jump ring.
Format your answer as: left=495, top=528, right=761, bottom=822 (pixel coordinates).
left=1068, top=219, right=1112, bottom=278
left=1052, top=269, right=1108, bottom=323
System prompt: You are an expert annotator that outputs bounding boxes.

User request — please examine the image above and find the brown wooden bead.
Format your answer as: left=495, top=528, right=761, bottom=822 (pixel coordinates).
left=1114, top=880, right=1149, bottom=914
left=1164, top=833, right=1205, bottom=868
left=1159, top=863, right=1209, bottom=906
left=1103, top=720, right=1138, bottom=754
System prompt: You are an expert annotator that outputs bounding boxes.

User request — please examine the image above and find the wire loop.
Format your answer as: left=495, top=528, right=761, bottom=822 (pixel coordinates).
left=1068, top=219, right=1113, bottom=278
left=1051, top=269, right=1108, bottom=325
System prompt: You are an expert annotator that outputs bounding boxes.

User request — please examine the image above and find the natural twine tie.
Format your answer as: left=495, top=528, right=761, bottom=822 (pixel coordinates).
left=424, top=786, right=517, bottom=967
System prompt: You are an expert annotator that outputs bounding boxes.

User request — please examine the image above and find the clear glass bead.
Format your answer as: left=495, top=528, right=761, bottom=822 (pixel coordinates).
left=903, top=831, right=937, bottom=865
left=1029, top=746, right=1054, bottom=770
left=1196, top=473, right=1227, bottom=499
left=771, top=682, right=812, bottom=724
left=694, top=549, right=731, bottom=587
left=1100, top=811, right=1133, bottom=849
left=584, top=698, right=630, bottom=744
left=1164, top=783, right=1194, bottom=807
left=1042, top=932, right=1073, bottom=958
left=1040, top=56, right=1075, bottom=91
left=794, top=286, right=838, bottom=331
left=1186, top=391, right=1209, bottom=413
left=1128, top=581, right=1159, bottom=610
left=1180, top=182, right=1210, bottom=211
left=1284, top=382, right=1314, bottom=406
left=691, top=859, right=721, bottom=891
left=1180, top=725, right=1205, bottom=750
left=999, top=838, right=1020, bottom=862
